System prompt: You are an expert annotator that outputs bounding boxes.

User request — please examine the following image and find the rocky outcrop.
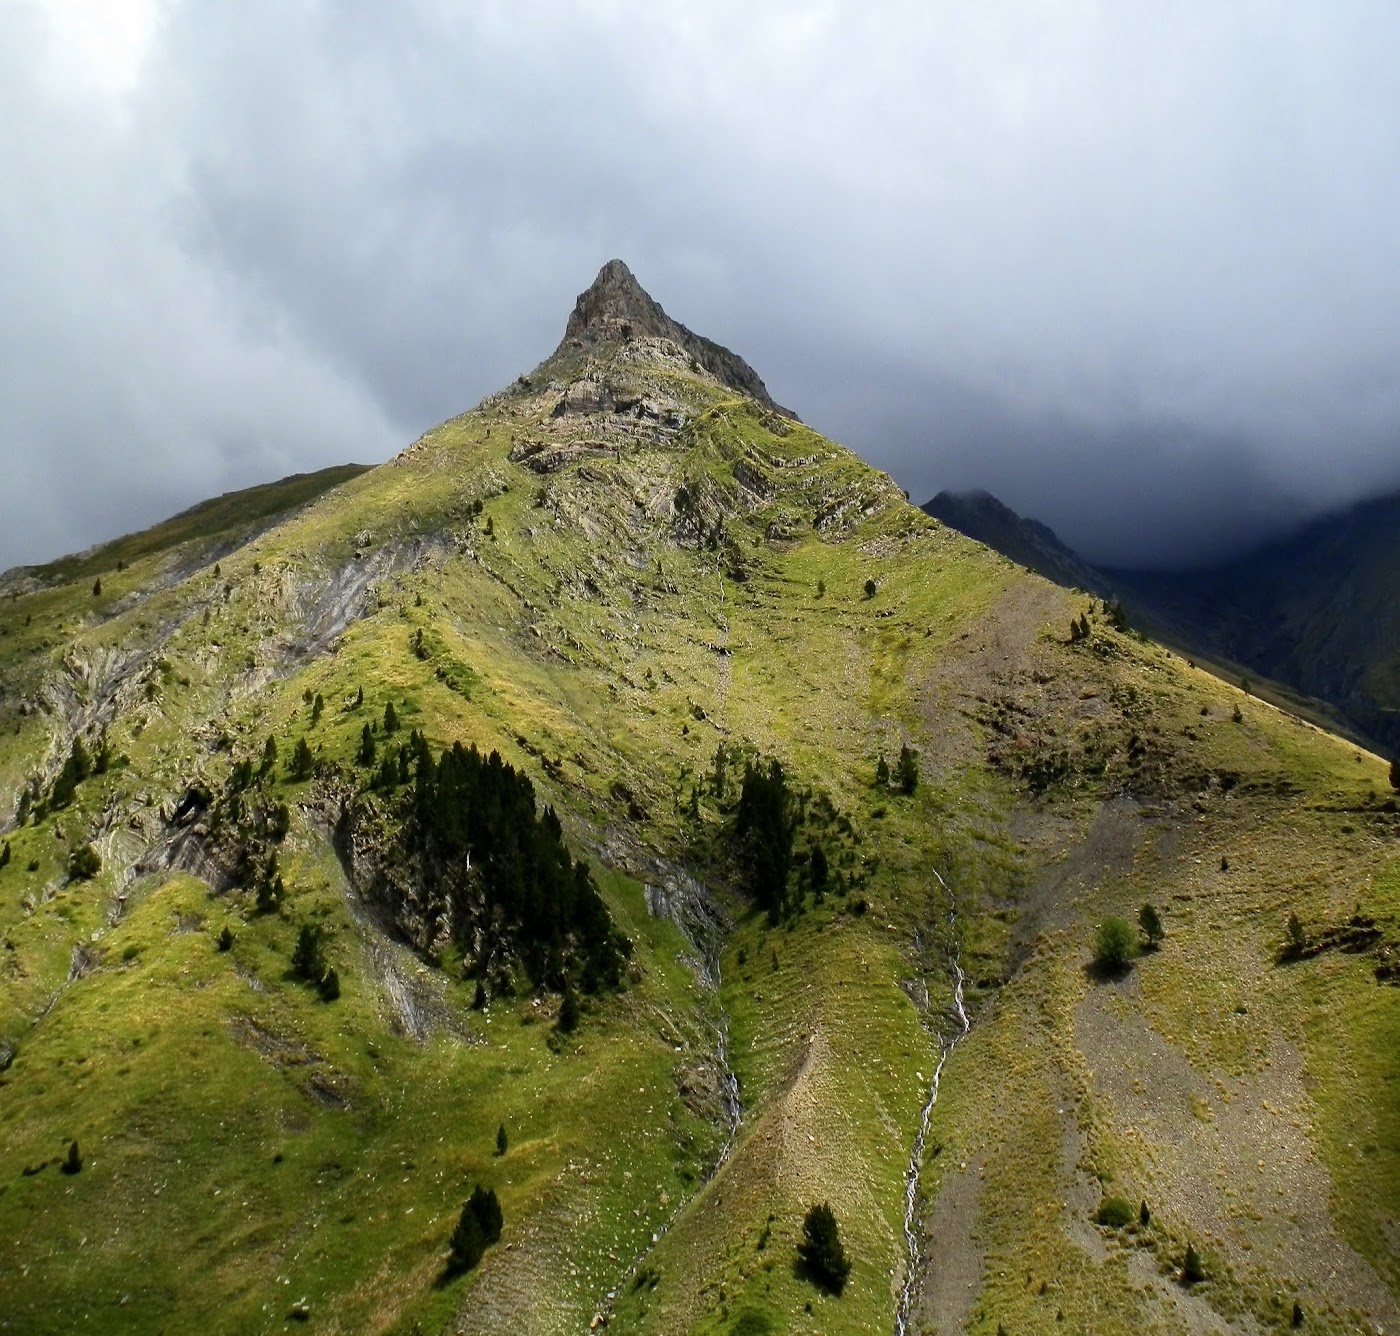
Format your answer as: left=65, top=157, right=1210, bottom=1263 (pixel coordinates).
left=546, top=259, right=798, bottom=420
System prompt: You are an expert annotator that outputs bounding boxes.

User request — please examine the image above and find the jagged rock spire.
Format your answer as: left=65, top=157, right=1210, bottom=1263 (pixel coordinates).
left=549, top=259, right=798, bottom=419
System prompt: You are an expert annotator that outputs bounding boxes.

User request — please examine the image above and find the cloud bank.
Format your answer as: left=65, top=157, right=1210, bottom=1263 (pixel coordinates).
left=5, top=0, right=1400, bottom=570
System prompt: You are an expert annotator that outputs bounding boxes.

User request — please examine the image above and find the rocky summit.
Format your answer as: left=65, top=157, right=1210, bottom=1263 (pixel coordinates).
left=0, top=264, right=1396, bottom=1336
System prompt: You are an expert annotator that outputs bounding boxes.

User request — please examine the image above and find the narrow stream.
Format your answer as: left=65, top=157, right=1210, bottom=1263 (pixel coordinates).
left=895, top=877, right=972, bottom=1336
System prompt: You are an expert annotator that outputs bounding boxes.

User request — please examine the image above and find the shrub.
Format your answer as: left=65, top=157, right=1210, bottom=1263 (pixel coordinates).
left=797, top=1202, right=851, bottom=1294
left=1282, top=912, right=1307, bottom=961
left=1094, top=1196, right=1134, bottom=1228
left=1093, top=917, right=1137, bottom=973
left=557, top=988, right=580, bottom=1034
left=68, top=844, right=101, bottom=881
left=863, top=578, right=877, bottom=599
left=318, top=967, right=340, bottom=1002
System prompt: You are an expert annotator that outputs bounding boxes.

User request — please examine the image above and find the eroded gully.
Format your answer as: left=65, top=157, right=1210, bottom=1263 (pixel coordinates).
left=895, top=870, right=972, bottom=1336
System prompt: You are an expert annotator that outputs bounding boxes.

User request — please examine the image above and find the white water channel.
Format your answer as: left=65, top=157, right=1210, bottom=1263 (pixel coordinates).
left=894, top=879, right=972, bottom=1336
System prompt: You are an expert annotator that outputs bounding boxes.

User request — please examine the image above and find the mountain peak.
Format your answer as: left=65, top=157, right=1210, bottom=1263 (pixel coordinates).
left=546, top=259, right=798, bottom=419
left=561, top=259, right=676, bottom=347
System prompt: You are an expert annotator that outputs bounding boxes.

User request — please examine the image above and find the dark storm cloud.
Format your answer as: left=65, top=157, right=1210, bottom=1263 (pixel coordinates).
left=5, top=1, right=1400, bottom=572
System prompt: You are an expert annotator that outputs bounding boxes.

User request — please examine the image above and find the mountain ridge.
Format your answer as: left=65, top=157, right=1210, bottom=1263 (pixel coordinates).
left=0, top=263, right=1396, bottom=1336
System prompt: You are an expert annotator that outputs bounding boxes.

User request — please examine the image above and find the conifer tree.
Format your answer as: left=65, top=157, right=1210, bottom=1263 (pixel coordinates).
left=1182, top=1242, right=1205, bottom=1284
left=358, top=723, right=376, bottom=766
left=217, top=925, right=235, bottom=952
left=61, top=1140, right=83, bottom=1175
left=874, top=754, right=890, bottom=788
left=383, top=701, right=399, bottom=734
left=318, top=966, right=340, bottom=1001
left=1139, top=902, right=1164, bottom=948
left=558, top=987, right=580, bottom=1033
left=797, top=1202, right=851, bottom=1294
left=897, top=743, right=919, bottom=794
left=469, top=1184, right=503, bottom=1244
left=92, top=578, right=101, bottom=597
left=496, top=1124, right=508, bottom=1157
left=289, top=737, right=315, bottom=782
left=292, top=924, right=327, bottom=981
left=0, top=841, right=9, bottom=870
left=260, top=734, right=278, bottom=777
left=1391, top=757, right=1400, bottom=790
left=310, top=693, right=324, bottom=725
left=448, top=1203, right=485, bottom=1274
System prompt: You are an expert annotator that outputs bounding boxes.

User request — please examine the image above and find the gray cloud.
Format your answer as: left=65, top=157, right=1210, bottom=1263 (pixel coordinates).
left=5, top=0, right=1400, bottom=572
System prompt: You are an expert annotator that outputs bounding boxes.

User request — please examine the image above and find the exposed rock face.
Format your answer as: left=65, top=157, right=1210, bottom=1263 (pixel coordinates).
left=548, top=259, right=798, bottom=420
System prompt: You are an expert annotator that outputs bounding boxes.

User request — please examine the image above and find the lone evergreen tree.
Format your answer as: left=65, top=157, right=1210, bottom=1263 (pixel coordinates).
left=292, top=924, right=327, bottom=981
left=92, top=578, right=101, bottom=597
left=289, top=737, right=315, bottom=782
left=897, top=743, right=919, bottom=795
left=863, top=577, right=877, bottom=599
left=1284, top=911, right=1307, bottom=960
left=217, top=925, right=235, bottom=952
left=496, top=1123, right=508, bottom=1157
left=1139, top=902, right=1164, bottom=948
left=318, top=966, right=340, bottom=1001
left=1182, top=1242, right=1205, bottom=1284
left=0, top=841, right=9, bottom=869
left=1391, top=757, right=1400, bottom=790
left=469, top=1184, right=503, bottom=1244
left=358, top=722, right=376, bottom=766
left=448, top=1203, right=485, bottom=1274
left=353, top=685, right=364, bottom=709
left=260, top=734, right=278, bottom=777
left=557, top=987, right=580, bottom=1033
left=1292, top=1299, right=1305, bottom=1327
left=874, top=754, right=890, bottom=788
left=310, top=692, right=324, bottom=725
left=383, top=701, right=399, bottom=734
left=797, top=1202, right=851, bottom=1294
left=447, top=1184, right=503, bottom=1274
left=61, top=1139, right=83, bottom=1175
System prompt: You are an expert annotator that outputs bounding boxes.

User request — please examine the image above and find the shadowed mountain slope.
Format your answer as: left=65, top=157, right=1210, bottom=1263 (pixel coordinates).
left=926, top=486, right=1400, bottom=757
left=0, top=265, right=1396, bottom=1336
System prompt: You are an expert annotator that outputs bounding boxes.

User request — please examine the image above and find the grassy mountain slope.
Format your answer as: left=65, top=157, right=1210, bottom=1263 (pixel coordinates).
left=1, top=265, right=1396, bottom=1336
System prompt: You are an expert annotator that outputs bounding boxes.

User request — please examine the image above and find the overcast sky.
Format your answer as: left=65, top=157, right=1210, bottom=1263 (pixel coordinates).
left=5, top=1, right=1400, bottom=572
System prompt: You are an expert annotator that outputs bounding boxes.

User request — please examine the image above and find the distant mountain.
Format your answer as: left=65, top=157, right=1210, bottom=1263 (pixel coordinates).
left=923, top=489, right=1107, bottom=595
left=925, top=486, right=1400, bottom=755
